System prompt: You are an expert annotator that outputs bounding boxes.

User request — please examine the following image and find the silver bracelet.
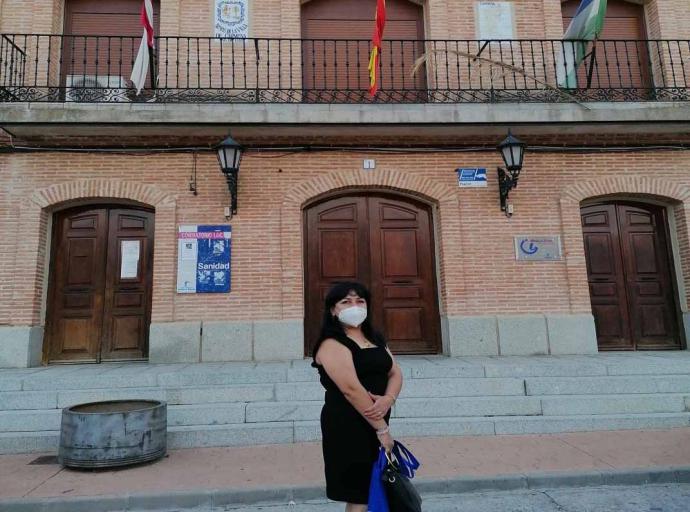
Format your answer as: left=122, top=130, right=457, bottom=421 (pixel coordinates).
left=376, top=426, right=390, bottom=436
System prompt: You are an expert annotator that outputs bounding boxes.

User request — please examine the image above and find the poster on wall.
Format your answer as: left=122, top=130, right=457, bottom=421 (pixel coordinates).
left=476, top=2, right=515, bottom=40
left=214, top=0, right=249, bottom=38
left=177, top=225, right=232, bottom=293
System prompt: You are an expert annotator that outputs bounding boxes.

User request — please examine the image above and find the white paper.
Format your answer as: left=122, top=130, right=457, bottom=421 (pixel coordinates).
left=120, top=240, right=140, bottom=279
left=476, top=2, right=515, bottom=40
left=177, top=239, right=197, bottom=293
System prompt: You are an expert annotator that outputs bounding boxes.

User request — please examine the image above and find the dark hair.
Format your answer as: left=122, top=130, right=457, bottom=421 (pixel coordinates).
left=312, top=281, right=386, bottom=359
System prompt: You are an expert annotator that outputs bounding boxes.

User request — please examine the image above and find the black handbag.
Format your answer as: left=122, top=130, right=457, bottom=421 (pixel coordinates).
left=381, top=444, right=422, bottom=512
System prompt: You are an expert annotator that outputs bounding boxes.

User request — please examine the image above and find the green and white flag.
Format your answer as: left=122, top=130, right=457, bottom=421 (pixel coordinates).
left=556, top=0, right=608, bottom=88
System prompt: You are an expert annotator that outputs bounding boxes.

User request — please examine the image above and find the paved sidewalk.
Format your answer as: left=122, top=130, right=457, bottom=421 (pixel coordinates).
left=2, top=428, right=690, bottom=501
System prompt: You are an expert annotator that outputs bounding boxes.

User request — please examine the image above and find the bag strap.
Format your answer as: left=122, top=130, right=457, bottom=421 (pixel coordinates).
left=392, top=441, right=420, bottom=478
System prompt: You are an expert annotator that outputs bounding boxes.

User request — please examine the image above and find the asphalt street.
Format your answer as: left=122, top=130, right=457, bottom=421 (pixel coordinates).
left=138, top=483, right=690, bottom=512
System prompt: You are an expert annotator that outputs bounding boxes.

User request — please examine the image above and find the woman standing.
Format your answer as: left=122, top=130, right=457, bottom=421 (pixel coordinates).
left=312, top=282, right=404, bottom=512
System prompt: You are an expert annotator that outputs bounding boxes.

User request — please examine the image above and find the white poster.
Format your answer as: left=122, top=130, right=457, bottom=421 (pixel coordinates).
left=476, top=2, right=515, bottom=40
left=120, top=240, right=141, bottom=279
left=214, top=0, right=249, bottom=38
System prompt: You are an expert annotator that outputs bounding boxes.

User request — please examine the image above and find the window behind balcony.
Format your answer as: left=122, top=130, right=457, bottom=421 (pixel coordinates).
left=301, top=0, right=426, bottom=101
left=62, top=0, right=161, bottom=92
left=562, top=0, right=650, bottom=90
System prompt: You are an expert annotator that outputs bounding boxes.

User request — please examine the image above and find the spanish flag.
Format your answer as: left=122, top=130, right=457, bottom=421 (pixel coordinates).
left=368, top=0, right=386, bottom=96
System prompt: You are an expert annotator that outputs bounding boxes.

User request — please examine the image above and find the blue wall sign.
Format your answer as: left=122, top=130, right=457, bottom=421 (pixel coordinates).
left=177, top=225, right=232, bottom=293
left=457, top=168, right=488, bottom=188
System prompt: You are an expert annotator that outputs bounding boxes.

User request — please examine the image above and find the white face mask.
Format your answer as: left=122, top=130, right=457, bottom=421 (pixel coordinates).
left=337, top=306, right=368, bottom=328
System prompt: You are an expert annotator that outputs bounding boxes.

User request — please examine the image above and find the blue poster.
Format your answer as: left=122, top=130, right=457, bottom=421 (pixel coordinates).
left=177, top=225, right=231, bottom=293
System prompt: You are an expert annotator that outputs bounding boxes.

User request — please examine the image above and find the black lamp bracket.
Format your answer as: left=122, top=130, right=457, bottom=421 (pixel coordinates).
left=497, top=167, right=521, bottom=216
left=223, top=169, right=238, bottom=216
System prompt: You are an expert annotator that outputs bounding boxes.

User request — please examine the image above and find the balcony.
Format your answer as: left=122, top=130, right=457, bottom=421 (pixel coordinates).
left=1, top=34, right=689, bottom=104
left=1, top=34, right=689, bottom=145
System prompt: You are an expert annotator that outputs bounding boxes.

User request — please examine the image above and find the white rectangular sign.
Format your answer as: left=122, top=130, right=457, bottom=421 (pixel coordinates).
left=214, top=0, right=249, bottom=38
left=476, top=2, right=515, bottom=40
left=515, top=236, right=563, bottom=261
left=457, top=168, right=488, bottom=188
left=120, top=240, right=141, bottom=279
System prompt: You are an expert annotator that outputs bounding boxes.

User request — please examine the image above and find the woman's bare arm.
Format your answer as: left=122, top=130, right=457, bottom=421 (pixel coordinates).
left=383, top=348, right=403, bottom=400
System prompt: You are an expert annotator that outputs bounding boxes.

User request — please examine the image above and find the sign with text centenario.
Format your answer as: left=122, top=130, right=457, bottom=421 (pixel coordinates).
left=177, top=225, right=232, bottom=293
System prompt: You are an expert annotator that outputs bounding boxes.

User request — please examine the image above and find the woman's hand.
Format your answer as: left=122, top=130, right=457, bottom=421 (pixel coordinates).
left=364, top=392, right=395, bottom=420
left=377, top=430, right=395, bottom=452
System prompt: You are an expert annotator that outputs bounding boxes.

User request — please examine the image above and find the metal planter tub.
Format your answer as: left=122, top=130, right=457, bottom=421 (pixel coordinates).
left=58, top=399, right=167, bottom=468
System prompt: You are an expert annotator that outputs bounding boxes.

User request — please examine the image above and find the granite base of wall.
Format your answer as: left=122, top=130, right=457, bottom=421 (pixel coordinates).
left=149, top=319, right=304, bottom=363
left=0, top=326, right=44, bottom=368
left=0, top=312, right=625, bottom=366
left=445, top=313, right=598, bottom=356
left=683, top=313, right=690, bottom=351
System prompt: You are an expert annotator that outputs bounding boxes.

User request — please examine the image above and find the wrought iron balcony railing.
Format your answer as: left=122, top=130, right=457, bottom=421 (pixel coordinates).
left=1, top=34, right=688, bottom=104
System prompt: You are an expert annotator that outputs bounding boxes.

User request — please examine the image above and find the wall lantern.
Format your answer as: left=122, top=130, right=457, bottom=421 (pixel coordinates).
left=496, top=130, right=526, bottom=217
left=215, top=135, right=244, bottom=216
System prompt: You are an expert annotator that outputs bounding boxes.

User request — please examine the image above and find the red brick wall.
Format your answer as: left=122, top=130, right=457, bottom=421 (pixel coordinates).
left=1, top=149, right=689, bottom=327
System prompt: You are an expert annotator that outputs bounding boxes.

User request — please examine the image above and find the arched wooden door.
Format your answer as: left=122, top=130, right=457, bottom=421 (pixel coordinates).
left=581, top=201, right=682, bottom=350
left=562, top=0, right=650, bottom=90
left=45, top=205, right=155, bottom=363
left=304, top=193, right=441, bottom=355
left=301, top=0, right=427, bottom=100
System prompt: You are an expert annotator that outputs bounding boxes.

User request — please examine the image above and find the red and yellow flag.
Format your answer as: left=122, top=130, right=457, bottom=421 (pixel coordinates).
left=368, top=0, right=386, bottom=96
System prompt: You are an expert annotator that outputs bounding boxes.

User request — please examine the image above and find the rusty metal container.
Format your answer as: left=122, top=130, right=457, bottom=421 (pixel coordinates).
left=58, top=399, right=167, bottom=468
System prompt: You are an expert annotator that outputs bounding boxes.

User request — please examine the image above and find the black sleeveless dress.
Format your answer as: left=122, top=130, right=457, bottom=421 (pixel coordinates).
left=313, top=335, right=393, bottom=504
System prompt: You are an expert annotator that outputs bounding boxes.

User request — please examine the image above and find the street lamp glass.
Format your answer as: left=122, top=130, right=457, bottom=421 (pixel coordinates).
left=498, top=132, right=526, bottom=171
left=216, top=136, right=243, bottom=173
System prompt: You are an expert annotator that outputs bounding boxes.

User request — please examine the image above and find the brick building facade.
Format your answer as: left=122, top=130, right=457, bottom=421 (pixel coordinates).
left=1, top=0, right=689, bottom=367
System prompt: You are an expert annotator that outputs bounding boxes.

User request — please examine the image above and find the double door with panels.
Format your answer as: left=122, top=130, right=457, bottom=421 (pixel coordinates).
left=305, top=194, right=441, bottom=355
left=46, top=206, right=154, bottom=363
left=581, top=202, right=682, bottom=350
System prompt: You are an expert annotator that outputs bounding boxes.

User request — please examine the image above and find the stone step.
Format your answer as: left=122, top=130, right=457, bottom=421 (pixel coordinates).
left=244, top=397, right=545, bottom=422
left=0, top=403, right=249, bottom=432
left=526, top=375, right=690, bottom=395
left=4, top=354, right=690, bottom=392
left=275, top=377, right=526, bottom=401
left=2, top=393, right=687, bottom=433
left=540, top=394, right=689, bottom=416
left=0, top=384, right=275, bottom=410
left=395, top=396, right=543, bottom=418
left=0, top=430, right=59, bottom=454
left=294, top=413, right=690, bottom=442
left=3, top=373, right=690, bottom=413
left=4, top=412, right=689, bottom=454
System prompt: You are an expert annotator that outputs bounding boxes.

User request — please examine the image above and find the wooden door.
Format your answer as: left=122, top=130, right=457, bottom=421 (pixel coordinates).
left=46, top=205, right=154, bottom=363
left=305, top=194, right=441, bottom=355
left=101, top=209, right=155, bottom=360
left=301, top=0, right=427, bottom=100
left=562, top=0, right=650, bottom=90
left=581, top=202, right=681, bottom=350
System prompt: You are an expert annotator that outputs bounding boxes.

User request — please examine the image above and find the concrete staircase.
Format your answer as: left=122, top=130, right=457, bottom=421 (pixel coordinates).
left=1, top=353, right=689, bottom=454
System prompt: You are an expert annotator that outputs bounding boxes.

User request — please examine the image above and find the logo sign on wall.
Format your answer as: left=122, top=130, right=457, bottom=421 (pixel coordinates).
left=514, top=235, right=563, bottom=261
left=214, top=0, right=249, bottom=38
left=457, top=168, right=488, bottom=188
left=177, top=225, right=232, bottom=293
